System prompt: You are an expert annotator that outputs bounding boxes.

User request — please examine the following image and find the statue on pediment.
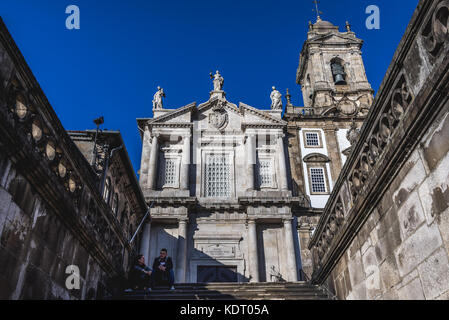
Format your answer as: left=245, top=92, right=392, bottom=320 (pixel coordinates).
left=152, top=86, right=165, bottom=110
left=270, top=87, right=283, bottom=110
left=210, top=70, right=224, bottom=91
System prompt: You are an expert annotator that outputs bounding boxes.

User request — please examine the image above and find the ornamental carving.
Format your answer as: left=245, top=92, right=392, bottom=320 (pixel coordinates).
left=209, top=101, right=229, bottom=131
left=422, top=0, right=449, bottom=57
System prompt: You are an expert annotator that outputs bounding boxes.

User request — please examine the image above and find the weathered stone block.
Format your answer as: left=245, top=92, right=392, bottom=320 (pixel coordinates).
left=0, top=187, right=12, bottom=230
left=362, top=245, right=379, bottom=279
left=418, top=154, right=449, bottom=225
left=349, top=282, right=367, bottom=300
left=397, top=277, right=425, bottom=300
left=396, top=190, right=426, bottom=240
left=375, top=220, right=402, bottom=264
left=379, top=255, right=401, bottom=292
left=421, top=110, right=449, bottom=172
left=417, top=247, right=449, bottom=300
left=437, top=208, right=449, bottom=258
left=380, top=288, right=399, bottom=300
left=365, top=268, right=382, bottom=300
left=392, top=151, right=427, bottom=209
left=348, top=250, right=364, bottom=287
left=394, top=223, right=443, bottom=277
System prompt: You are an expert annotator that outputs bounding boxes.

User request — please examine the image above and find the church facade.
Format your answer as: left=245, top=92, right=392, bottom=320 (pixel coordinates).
left=136, top=15, right=377, bottom=284
left=137, top=78, right=309, bottom=283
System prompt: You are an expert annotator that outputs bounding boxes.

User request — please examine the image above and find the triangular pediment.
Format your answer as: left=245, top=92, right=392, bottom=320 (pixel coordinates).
left=148, top=102, right=196, bottom=124
left=197, top=97, right=240, bottom=115
left=240, top=103, right=286, bottom=126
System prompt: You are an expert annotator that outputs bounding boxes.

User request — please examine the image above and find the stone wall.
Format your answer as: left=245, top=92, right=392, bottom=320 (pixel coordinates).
left=0, top=154, right=106, bottom=299
left=331, top=103, right=449, bottom=299
left=0, top=18, right=145, bottom=299
left=308, top=0, right=449, bottom=300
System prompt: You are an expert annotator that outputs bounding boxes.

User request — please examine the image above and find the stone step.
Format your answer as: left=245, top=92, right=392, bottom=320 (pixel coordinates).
left=120, top=282, right=331, bottom=300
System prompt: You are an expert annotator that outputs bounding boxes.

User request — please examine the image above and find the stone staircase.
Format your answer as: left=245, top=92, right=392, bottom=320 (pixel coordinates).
left=121, top=282, right=333, bottom=300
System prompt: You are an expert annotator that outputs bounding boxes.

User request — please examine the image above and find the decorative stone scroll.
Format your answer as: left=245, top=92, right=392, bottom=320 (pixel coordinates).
left=422, top=0, right=449, bottom=57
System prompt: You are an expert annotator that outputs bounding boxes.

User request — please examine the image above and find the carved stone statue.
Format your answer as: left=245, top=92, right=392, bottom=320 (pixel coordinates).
left=270, top=87, right=283, bottom=110
left=345, top=21, right=351, bottom=32
left=152, top=86, right=165, bottom=110
left=346, top=119, right=361, bottom=146
left=210, top=70, right=224, bottom=91
left=269, top=266, right=285, bottom=282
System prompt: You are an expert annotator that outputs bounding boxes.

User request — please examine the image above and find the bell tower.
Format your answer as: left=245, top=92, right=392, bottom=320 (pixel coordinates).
left=296, top=18, right=374, bottom=111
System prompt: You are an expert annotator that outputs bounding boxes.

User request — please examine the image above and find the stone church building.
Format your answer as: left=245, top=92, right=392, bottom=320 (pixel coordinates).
left=136, top=15, right=374, bottom=283
left=0, top=0, right=448, bottom=300
left=137, top=80, right=304, bottom=283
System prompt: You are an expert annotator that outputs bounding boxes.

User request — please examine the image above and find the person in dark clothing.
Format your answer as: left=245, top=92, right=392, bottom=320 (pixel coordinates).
left=152, top=248, right=175, bottom=290
left=128, top=254, right=152, bottom=292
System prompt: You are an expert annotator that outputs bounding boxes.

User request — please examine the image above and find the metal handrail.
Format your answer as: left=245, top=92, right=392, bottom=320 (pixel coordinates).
left=129, top=201, right=154, bottom=245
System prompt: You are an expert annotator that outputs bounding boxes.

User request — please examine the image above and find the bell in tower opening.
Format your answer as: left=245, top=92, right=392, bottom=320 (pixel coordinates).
left=331, top=59, right=347, bottom=85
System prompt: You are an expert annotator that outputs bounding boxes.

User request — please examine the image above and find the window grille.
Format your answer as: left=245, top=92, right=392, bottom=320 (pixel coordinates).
left=205, top=154, right=231, bottom=197
left=310, top=167, right=327, bottom=193
left=161, top=158, right=177, bottom=187
left=257, top=159, right=273, bottom=188
left=305, top=132, right=320, bottom=147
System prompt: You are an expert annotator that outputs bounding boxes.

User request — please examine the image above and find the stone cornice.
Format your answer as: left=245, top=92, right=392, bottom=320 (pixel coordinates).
left=308, top=0, right=449, bottom=285
left=241, top=123, right=285, bottom=130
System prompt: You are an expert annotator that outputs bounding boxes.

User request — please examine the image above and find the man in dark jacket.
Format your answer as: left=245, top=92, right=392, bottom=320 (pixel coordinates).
left=152, top=248, right=175, bottom=290
left=128, top=254, right=152, bottom=292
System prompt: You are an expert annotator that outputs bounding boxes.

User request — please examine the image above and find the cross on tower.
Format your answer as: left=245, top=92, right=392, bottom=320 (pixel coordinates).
left=312, top=0, right=323, bottom=21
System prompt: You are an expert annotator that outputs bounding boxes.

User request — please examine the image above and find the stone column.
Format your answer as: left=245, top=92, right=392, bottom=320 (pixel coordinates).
left=247, top=219, right=259, bottom=282
left=140, top=221, right=151, bottom=264
left=180, top=134, right=191, bottom=191
left=147, top=134, right=159, bottom=190
left=176, top=218, right=188, bottom=283
left=246, top=134, right=256, bottom=191
left=323, top=126, right=343, bottom=185
left=139, top=126, right=151, bottom=188
left=277, top=134, right=288, bottom=191
left=284, top=218, right=298, bottom=282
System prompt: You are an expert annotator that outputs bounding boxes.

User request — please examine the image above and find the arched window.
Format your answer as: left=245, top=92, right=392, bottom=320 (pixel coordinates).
left=103, top=178, right=111, bottom=203
left=112, top=193, right=119, bottom=215
left=303, top=153, right=331, bottom=195
left=330, top=58, right=347, bottom=85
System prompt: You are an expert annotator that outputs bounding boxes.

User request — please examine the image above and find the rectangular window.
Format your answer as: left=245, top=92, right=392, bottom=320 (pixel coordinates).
left=205, top=154, right=231, bottom=197
left=161, top=158, right=178, bottom=188
left=310, top=167, right=327, bottom=193
left=305, top=132, right=320, bottom=147
left=257, top=158, right=273, bottom=188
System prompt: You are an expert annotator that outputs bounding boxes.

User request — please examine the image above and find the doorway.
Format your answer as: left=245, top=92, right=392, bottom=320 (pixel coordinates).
left=197, top=266, right=238, bottom=283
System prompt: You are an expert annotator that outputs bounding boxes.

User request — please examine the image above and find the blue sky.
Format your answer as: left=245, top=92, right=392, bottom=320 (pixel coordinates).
left=0, top=0, right=418, bottom=174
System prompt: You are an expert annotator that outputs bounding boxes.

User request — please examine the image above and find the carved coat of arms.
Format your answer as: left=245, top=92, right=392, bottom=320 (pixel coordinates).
left=209, top=102, right=228, bottom=131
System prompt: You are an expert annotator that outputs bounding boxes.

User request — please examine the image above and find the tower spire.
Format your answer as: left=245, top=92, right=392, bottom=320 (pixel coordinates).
left=313, top=0, right=323, bottom=21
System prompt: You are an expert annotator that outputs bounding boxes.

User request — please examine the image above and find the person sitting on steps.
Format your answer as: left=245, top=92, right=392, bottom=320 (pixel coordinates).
left=152, top=248, right=175, bottom=290
left=127, top=254, right=152, bottom=293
